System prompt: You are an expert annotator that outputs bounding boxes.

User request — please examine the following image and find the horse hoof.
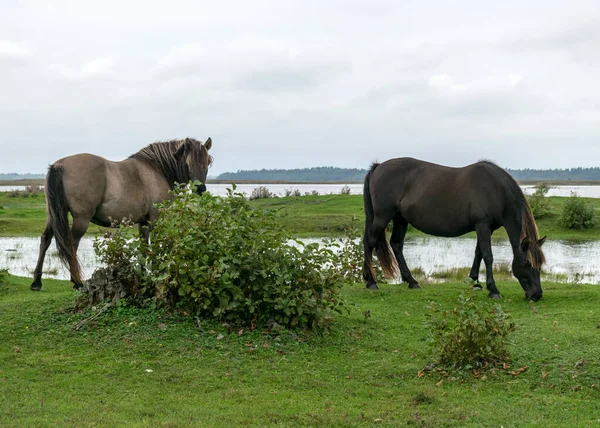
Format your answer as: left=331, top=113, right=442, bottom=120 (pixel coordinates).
left=489, top=292, right=502, bottom=299
left=472, top=284, right=483, bottom=291
left=408, top=283, right=422, bottom=289
left=366, top=283, right=379, bottom=290
left=30, top=285, right=43, bottom=291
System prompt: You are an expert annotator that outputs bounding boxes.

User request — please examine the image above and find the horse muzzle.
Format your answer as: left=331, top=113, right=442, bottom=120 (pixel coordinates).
left=196, top=184, right=207, bottom=195
left=526, top=290, right=543, bottom=302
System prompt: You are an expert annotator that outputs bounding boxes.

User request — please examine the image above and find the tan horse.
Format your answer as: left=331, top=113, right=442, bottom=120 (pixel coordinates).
left=31, top=137, right=213, bottom=291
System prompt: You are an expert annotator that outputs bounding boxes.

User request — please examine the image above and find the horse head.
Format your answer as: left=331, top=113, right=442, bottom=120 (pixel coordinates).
left=512, top=235, right=547, bottom=301
left=176, top=137, right=213, bottom=194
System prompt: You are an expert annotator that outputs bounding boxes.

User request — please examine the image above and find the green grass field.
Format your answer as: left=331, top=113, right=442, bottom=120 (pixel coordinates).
left=1, top=272, right=598, bottom=426
left=3, top=191, right=600, bottom=241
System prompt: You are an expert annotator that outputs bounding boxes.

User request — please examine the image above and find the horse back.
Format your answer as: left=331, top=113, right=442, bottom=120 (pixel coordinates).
left=369, top=157, right=510, bottom=236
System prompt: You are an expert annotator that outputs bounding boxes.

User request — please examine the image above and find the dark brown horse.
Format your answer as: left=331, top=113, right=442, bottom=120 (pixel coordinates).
left=363, top=157, right=546, bottom=301
left=31, top=137, right=214, bottom=291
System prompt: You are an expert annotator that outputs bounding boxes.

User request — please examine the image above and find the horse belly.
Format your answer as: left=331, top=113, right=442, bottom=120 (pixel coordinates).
left=402, top=204, right=475, bottom=238
left=94, top=200, right=148, bottom=227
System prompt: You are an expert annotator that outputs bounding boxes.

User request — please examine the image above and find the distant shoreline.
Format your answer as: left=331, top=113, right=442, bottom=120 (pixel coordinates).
left=2, top=178, right=600, bottom=186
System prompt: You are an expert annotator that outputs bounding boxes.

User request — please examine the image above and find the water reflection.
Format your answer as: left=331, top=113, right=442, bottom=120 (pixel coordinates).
left=4, top=184, right=600, bottom=198
left=1, top=236, right=598, bottom=285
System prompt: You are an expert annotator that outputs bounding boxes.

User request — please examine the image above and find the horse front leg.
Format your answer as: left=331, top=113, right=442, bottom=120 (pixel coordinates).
left=138, top=221, right=150, bottom=246
left=475, top=223, right=501, bottom=299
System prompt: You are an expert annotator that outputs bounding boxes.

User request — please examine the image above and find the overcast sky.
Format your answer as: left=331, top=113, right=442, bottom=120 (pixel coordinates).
left=1, top=0, right=599, bottom=175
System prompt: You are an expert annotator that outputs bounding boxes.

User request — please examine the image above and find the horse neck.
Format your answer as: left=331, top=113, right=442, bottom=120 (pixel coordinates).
left=503, top=205, right=526, bottom=255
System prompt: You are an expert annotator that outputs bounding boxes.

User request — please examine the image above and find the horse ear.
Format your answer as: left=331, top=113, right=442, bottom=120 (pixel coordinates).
left=538, top=236, right=547, bottom=246
left=204, top=137, right=212, bottom=151
left=520, top=237, right=530, bottom=252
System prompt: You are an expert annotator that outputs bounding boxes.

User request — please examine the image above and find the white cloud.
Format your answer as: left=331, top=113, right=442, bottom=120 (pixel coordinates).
left=0, top=40, right=32, bottom=60
left=0, top=0, right=600, bottom=173
left=429, top=74, right=525, bottom=96
left=48, top=56, right=116, bottom=80
left=80, top=57, right=115, bottom=76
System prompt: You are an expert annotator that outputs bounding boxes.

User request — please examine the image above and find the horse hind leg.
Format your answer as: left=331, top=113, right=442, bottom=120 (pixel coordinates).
left=30, top=224, right=54, bottom=291
left=468, top=240, right=484, bottom=290
left=363, top=229, right=379, bottom=290
left=69, top=216, right=90, bottom=290
left=363, top=216, right=393, bottom=290
left=390, top=214, right=421, bottom=289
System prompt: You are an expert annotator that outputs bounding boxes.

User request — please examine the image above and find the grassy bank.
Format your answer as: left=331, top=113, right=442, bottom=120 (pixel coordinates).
left=2, top=191, right=600, bottom=240
left=1, top=272, right=598, bottom=426
left=250, top=194, right=600, bottom=240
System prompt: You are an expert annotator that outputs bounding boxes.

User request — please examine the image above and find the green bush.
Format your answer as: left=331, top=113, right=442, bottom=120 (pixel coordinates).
left=559, top=192, right=596, bottom=230
left=527, top=183, right=551, bottom=219
left=425, top=293, right=515, bottom=371
left=90, top=182, right=348, bottom=331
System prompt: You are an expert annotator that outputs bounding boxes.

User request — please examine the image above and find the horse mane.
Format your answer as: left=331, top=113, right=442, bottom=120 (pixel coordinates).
left=487, top=160, right=546, bottom=269
left=518, top=194, right=546, bottom=269
left=129, top=138, right=211, bottom=188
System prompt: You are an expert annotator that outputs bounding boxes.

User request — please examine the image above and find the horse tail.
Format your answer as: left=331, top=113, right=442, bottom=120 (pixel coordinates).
left=363, top=162, right=399, bottom=279
left=45, top=164, right=82, bottom=285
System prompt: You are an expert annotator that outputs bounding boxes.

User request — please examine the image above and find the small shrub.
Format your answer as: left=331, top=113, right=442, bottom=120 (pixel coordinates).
left=559, top=192, right=595, bottom=230
left=25, top=184, right=42, bottom=196
left=89, top=182, right=347, bottom=331
left=339, top=185, right=351, bottom=195
left=322, top=216, right=385, bottom=284
left=425, top=293, right=515, bottom=371
left=8, top=184, right=43, bottom=198
left=527, top=183, right=551, bottom=219
left=249, top=186, right=275, bottom=200
left=284, top=188, right=301, bottom=197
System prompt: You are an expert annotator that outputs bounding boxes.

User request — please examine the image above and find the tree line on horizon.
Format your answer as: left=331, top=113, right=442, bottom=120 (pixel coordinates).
left=216, top=166, right=600, bottom=182
left=3, top=166, right=600, bottom=182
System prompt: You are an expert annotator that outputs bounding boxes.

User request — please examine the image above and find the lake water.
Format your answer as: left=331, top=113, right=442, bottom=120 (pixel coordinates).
left=3, top=184, right=600, bottom=198
left=2, top=236, right=599, bottom=285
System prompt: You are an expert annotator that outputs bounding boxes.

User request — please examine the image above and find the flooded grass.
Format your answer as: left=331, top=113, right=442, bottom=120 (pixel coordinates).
left=2, top=236, right=600, bottom=285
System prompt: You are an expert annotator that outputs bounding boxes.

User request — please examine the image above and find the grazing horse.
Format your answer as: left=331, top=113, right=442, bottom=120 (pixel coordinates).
left=31, top=137, right=214, bottom=291
left=362, top=157, right=547, bottom=301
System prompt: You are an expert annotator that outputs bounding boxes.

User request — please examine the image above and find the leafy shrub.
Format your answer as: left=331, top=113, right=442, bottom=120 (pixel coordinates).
left=425, top=293, right=515, bottom=371
left=90, top=182, right=348, bottom=331
left=559, top=192, right=595, bottom=230
left=527, top=183, right=551, bottom=219
left=339, top=185, right=351, bottom=195
left=249, top=186, right=275, bottom=200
